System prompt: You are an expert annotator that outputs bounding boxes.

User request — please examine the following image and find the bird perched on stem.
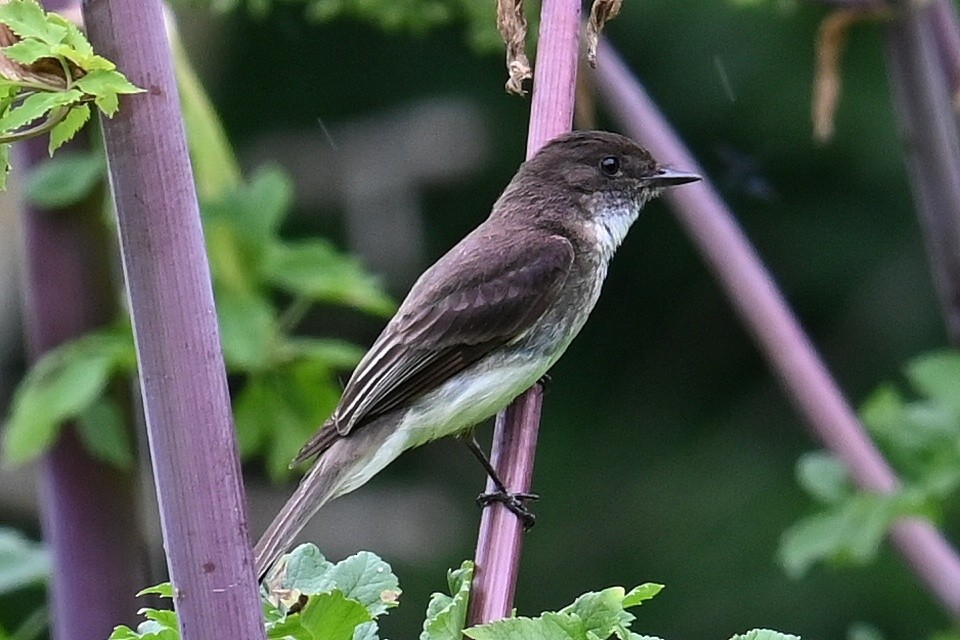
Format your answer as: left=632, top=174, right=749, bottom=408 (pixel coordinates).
left=254, top=130, right=699, bottom=578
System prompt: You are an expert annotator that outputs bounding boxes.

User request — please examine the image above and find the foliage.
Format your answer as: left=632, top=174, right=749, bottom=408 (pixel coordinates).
left=0, top=0, right=141, bottom=188
left=170, top=0, right=506, bottom=50
left=780, top=351, right=960, bottom=576
left=0, top=45, right=394, bottom=480
left=0, top=528, right=47, bottom=595
left=107, top=545, right=797, bottom=640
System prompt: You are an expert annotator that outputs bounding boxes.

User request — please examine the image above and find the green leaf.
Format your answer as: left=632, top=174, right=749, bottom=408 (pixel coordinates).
left=847, top=622, right=884, bottom=640
left=0, top=527, right=49, bottom=594
left=233, top=376, right=274, bottom=457
left=778, top=491, right=926, bottom=577
left=0, top=0, right=66, bottom=45
left=465, top=613, right=577, bottom=640
left=74, top=396, right=134, bottom=470
left=795, top=452, right=851, bottom=504
left=327, top=551, right=401, bottom=617
left=729, top=631, right=800, bottom=640
left=24, top=149, right=104, bottom=208
left=262, top=240, right=395, bottom=316
left=283, top=543, right=336, bottom=594
left=0, top=143, right=12, bottom=190
left=3, top=38, right=54, bottom=64
left=906, top=351, right=960, bottom=412
left=73, top=69, right=143, bottom=116
left=0, top=89, right=81, bottom=133
left=353, top=621, right=381, bottom=640
left=216, top=290, right=280, bottom=371
left=48, top=103, right=91, bottom=153
left=3, top=329, right=136, bottom=465
left=203, top=165, right=292, bottom=240
left=620, top=584, right=663, bottom=609
left=560, top=587, right=634, bottom=640
left=421, top=561, right=473, bottom=640
left=298, top=590, right=372, bottom=640
left=137, top=582, right=173, bottom=598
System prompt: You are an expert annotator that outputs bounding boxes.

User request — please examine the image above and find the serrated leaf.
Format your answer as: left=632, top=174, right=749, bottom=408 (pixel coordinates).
left=3, top=329, right=136, bottom=465
left=0, top=88, right=81, bottom=133
left=143, top=609, right=178, bottom=630
left=906, top=351, right=960, bottom=412
left=73, top=69, right=142, bottom=116
left=560, top=587, right=633, bottom=640
left=75, top=396, right=134, bottom=470
left=48, top=102, right=91, bottom=153
left=465, top=613, right=578, bottom=640
left=621, top=584, right=663, bottom=608
left=24, top=148, right=104, bottom=208
left=108, top=626, right=143, bottom=640
left=298, top=590, right=372, bottom=640
left=216, top=289, right=279, bottom=371
left=795, top=452, right=851, bottom=504
left=283, top=544, right=337, bottom=594
left=0, top=527, right=49, bottom=594
left=0, top=0, right=66, bottom=45
left=327, top=551, right=401, bottom=617
left=3, top=38, right=54, bottom=64
left=421, top=560, right=473, bottom=640
left=137, top=583, right=173, bottom=598
left=354, top=621, right=381, bottom=640
left=262, top=240, right=395, bottom=316
left=729, top=631, right=800, bottom=640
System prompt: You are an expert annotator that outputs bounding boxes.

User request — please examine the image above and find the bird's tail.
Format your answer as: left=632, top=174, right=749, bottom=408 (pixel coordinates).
left=253, top=455, right=343, bottom=579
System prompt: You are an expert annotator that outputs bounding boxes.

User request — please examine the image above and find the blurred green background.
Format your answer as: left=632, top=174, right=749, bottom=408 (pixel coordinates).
left=2, top=0, right=956, bottom=638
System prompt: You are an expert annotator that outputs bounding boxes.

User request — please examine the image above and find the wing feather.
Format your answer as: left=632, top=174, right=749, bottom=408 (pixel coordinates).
left=292, top=230, right=574, bottom=464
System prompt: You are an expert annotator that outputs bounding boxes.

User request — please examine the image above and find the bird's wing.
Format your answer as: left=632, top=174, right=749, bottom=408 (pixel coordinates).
left=292, top=232, right=574, bottom=464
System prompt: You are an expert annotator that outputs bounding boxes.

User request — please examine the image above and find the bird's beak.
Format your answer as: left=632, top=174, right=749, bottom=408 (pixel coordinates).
left=642, top=168, right=701, bottom=188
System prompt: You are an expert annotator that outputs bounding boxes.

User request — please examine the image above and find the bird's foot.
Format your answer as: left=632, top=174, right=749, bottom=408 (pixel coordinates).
left=536, top=373, right=551, bottom=391
left=476, top=489, right=540, bottom=530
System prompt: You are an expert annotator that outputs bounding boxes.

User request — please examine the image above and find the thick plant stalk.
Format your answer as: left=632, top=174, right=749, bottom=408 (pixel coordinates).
left=595, top=39, right=960, bottom=620
left=468, top=0, right=581, bottom=626
left=78, top=2, right=266, bottom=639
left=882, top=0, right=960, bottom=346
left=18, top=129, right=144, bottom=639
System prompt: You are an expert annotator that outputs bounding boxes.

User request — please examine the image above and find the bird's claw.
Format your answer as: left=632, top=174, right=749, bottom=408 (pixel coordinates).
left=476, top=490, right=540, bottom=529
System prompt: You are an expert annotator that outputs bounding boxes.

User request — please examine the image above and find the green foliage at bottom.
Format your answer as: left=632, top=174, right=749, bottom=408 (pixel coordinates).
left=108, top=545, right=798, bottom=640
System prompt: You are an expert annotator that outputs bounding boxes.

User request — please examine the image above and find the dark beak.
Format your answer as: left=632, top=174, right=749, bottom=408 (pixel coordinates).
left=643, top=168, right=701, bottom=188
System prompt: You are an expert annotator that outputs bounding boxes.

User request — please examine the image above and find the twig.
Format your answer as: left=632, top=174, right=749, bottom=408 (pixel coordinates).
left=594, top=38, right=960, bottom=619
left=79, top=1, right=267, bottom=638
left=468, top=0, right=582, bottom=626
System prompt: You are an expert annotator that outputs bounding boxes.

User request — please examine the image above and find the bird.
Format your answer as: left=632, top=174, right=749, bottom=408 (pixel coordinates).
left=254, top=130, right=700, bottom=578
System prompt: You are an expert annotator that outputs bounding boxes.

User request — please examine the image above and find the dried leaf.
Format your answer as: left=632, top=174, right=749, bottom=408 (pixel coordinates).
left=585, top=0, right=622, bottom=68
left=497, top=0, right=531, bottom=96
left=813, top=6, right=890, bottom=143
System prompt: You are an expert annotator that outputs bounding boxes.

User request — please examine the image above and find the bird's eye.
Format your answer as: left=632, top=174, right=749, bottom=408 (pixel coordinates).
left=599, top=155, right=621, bottom=176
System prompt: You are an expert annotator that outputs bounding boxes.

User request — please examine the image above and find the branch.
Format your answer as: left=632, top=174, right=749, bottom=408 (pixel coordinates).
left=468, top=0, right=582, bottom=626
left=78, top=2, right=266, bottom=638
left=593, top=39, right=960, bottom=620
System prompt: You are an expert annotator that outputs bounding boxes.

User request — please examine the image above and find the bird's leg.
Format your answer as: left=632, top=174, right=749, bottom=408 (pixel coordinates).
left=463, top=435, right=539, bottom=530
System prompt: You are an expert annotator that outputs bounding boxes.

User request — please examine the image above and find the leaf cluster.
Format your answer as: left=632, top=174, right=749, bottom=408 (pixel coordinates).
left=0, top=0, right=141, bottom=187
left=0, top=159, right=394, bottom=480
left=108, top=544, right=799, bottom=640
left=780, top=351, right=960, bottom=577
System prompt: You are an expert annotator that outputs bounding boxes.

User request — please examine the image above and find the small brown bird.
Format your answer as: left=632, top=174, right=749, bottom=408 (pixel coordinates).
left=254, top=130, right=699, bottom=577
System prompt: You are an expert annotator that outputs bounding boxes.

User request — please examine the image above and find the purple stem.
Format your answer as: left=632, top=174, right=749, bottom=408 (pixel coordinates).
left=930, top=0, right=960, bottom=94
left=468, top=0, right=581, bottom=626
left=78, top=2, right=266, bottom=638
left=882, top=1, right=960, bottom=346
left=18, top=129, right=144, bottom=639
left=594, top=39, right=960, bottom=619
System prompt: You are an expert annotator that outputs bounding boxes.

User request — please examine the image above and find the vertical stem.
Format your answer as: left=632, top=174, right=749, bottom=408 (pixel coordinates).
left=594, top=38, right=960, bottom=620
left=469, top=0, right=581, bottom=626
left=883, top=1, right=960, bottom=346
left=18, top=133, right=144, bottom=640
left=79, top=2, right=266, bottom=639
